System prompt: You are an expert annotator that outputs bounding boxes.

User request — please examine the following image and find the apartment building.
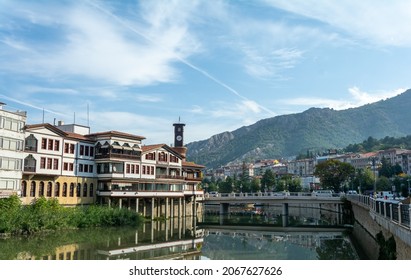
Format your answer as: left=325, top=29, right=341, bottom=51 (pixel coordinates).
left=0, top=103, right=26, bottom=198
left=21, top=123, right=97, bottom=205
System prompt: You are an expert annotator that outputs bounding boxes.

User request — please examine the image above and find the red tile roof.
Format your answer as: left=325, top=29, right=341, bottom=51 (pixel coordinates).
left=86, top=130, right=146, bottom=140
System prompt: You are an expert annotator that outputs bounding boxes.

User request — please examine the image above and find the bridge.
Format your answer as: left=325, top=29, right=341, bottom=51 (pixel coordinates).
left=204, top=191, right=343, bottom=204
left=204, top=192, right=344, bottom=227
left=347, top=194, right=411, bottom=259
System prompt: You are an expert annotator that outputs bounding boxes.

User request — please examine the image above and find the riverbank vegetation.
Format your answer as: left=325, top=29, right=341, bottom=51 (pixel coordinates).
left=0, top=195, right=143, bottom=236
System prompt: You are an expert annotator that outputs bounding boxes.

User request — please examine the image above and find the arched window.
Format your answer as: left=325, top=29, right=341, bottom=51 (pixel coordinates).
left=25, top=134, right=38, bottom=152
left=30, top=181, right=36, bottom=197
left=62, top=183, right=67, bottom=197
left=21, top=181, right=27, bottom=197
left=69, top=183, right=74, bottom=197
left=39, top=181, right=45, bottom=197
left=89, top=183, right=94, bottom=197
left=24, top=155, right=36, bottom=173
left=83, top=183, right=88, bottom=197
left=55, top=182, right=60, bottom=197
left=76, top=183, right=81, bottom=197
left=46, top=182, right=52, bottom=197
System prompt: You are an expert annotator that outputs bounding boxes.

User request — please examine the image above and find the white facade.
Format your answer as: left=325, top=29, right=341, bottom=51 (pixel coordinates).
left=0, top=103, right=26, bottom=197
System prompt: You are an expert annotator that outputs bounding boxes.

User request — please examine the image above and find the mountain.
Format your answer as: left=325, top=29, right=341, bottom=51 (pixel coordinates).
left=186, top=89, right=411, bottom=168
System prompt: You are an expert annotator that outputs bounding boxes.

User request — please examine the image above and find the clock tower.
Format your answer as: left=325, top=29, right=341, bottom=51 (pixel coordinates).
left=173, top=122, right=185, bottom=147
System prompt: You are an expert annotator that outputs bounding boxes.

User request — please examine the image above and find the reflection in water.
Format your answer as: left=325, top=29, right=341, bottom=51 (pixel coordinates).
left=0, top=213, right=360, bottom=260
left=201, top=227, right=359, bottom=260
left=0, top=216, right=202, bottom=260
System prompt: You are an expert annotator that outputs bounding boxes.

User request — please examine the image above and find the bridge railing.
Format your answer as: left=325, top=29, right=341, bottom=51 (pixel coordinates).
left=205, top=191, right=342, bottom=198
left=347, top=194, right=411, bottom=230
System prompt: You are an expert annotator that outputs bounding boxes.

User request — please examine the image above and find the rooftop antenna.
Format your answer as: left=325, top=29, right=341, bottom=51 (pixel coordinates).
left=73, top=112, right=76, bottom=124
left=42, top=108, right=45, bottom=123
left=87, top=103, right=90, bottom=127
left=178, top=116, right=181, bottom=123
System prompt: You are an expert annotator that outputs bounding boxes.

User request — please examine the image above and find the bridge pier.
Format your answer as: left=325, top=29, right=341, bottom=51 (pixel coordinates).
left=282, top=203, right=289, bottom=227
left=219, top=203, right=230, bottom=225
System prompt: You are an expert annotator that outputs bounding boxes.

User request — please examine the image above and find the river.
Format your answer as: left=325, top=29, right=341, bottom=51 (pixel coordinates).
left=0, top=204, right=362, bottom=260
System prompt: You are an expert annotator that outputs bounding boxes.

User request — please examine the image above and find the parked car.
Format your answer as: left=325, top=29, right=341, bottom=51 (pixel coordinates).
left=312, top=190, right=333, bottom=197
left=347, top=190, right=358, bottom=195
left=208, top=191, right=219, bottom=197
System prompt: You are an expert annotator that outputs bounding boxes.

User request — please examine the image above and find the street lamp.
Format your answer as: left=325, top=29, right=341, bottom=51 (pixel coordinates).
left=240, top=184, right=243, bottom=195
left=369, top=156, right=378, bottom=197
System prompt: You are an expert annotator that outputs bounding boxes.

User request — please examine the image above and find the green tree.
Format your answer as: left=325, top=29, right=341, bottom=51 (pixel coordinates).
left=314, top=159, right=355, bottom=192
left=250, top=177, right=261, bottom=192
left=353, top=168, right=374, bottom=193
left=219, top=176, right=234, bottom=193
left=261, top=169, right=276, bottom=191
left=376, top=176, right=391, bottom=191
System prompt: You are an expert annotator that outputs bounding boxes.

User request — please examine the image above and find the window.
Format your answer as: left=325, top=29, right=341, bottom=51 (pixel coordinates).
left=30, top=181, right=36, bottom=197
left=69, top=183, right=74, bottom=197
left=53, top=159, right=59, bottom=170
left=90, top=147, right=94, bottom=157
left=126, top=164, right=130, bottom=173
left=131, top=164, right=135, bottom=174
left=55, top=182, right=60, bottom=197
left=89, top=165, right=93, bottom=173
left=40, top=157, right=46, bottom=169
left=64, top=143, right=69, bottom=153
left=159, top=152, right=167, bottom=162
left=142, top=165, right=146, bottom=174
left=54, top=140, right=60, bottom=151
left=80, top=145, right=84, bottom=156
left=84, top=164, right=88, bottom=173
left=83, top=183, right=88, bottom=197
left=76, top=183, right=81, bottom=197
left=136, top=165, right=139, bottom=174
left=70, top=144, right=75, bottom=154
left=41, top=138, right=47, bottom=149
left=69, top=163, right=74, bottom=171
left=62, top=183, right=67, bottom=197
left=39, top=181, right=44, bottom=197
left=89, top=183, right=94, bottom=197
left=85, top=146, right=89, bottom=156
left=151, top=166, right=154, bottom=175
left=145, top=153, right=155, bottom=160
left=25, top=135, right=38, bottom=152
left=48, top=139, right=53, bottom=150
left=63, top=162, right=68, bottom=171
left=79, top=164, right=83, bottom=172
left=21, top=181, right=27, bottom=197
left=47, top=158, right=52, bottom=169
left=47, top=182, right=52, bottom=197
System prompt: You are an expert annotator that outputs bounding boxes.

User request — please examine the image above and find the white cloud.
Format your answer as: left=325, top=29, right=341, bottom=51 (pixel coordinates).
left=0, top=2, right=201, bottom=87
left=263, top=0, right=411, bottom=47
left=135, top=94, right=163, bottom=103
left=347, top=87, right=405, bottom=105
left=280, top=87, right=406, bottom=110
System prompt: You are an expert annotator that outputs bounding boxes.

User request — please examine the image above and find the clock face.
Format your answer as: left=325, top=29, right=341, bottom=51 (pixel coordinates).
left=176, top=135, right=182, bottom=141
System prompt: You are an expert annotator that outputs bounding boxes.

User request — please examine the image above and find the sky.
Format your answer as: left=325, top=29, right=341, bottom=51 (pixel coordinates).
left=1, top=0, right=411, bottom=145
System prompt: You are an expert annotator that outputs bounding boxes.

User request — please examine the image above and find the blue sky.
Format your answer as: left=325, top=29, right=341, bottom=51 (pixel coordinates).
left=1, top=0, right=411, bottom=145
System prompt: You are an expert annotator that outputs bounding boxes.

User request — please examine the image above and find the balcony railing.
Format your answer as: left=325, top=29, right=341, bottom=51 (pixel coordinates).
left=95, top=153, right=140, bottom=160
left=156, top=174, right=185, bottom=180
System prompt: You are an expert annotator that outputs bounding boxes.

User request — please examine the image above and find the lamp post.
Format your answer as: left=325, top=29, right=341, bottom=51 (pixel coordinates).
left=369, top=156, right=378, bottom=197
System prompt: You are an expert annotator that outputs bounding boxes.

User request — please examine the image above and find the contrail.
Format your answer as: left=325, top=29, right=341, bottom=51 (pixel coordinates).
left=0, top=93, right=69, bottom=118
left=85, top=0, right=276, bottom=116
